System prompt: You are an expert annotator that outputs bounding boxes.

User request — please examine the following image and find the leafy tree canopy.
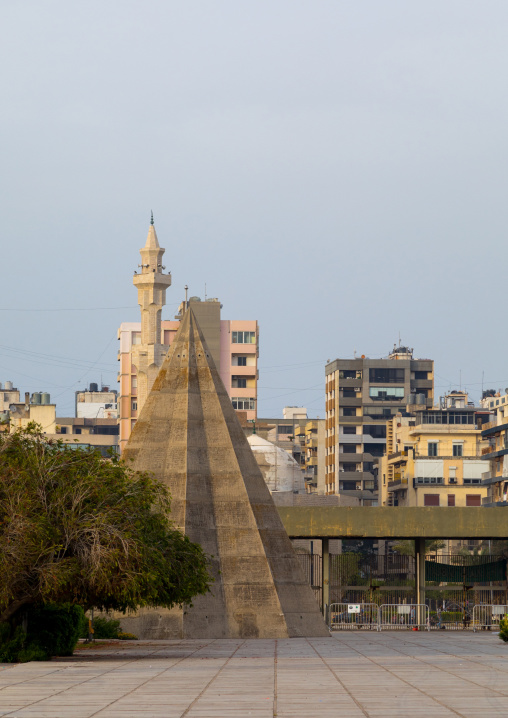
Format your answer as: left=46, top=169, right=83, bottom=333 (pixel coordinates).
left=0, top=426, right=212, bottom=625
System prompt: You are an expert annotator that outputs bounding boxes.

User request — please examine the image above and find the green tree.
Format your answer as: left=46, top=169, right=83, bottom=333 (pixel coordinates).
left=392, top=539, right=446, bottom=556
left=0, top=427, right=212, bottom=628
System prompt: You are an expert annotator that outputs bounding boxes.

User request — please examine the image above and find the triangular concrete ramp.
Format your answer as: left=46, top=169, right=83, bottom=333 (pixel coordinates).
left=123, top=309, right=329, bottom=639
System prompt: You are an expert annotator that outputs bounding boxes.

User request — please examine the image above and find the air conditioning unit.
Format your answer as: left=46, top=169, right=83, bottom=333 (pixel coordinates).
left=354, top=387, right=361, bottom=392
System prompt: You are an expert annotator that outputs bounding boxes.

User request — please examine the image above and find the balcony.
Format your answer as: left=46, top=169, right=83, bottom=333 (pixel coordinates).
left=339, top=397, right=362, bottom=407
left=306, top=437, right=318, bottom=448
left=482, top=472, right=506, bottom=486
left=388, top=478, right=408, bottom=491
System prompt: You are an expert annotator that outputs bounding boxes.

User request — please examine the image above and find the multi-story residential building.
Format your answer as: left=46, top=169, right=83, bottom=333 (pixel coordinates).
left=7, top=391, right=57, bottom=434
left=295, top=420, right=326, bottom=493
left=480, top=390, right=508, bottom=506
left=379, top=391, right=491, bottom=507
left=75, top=383, right=118, bottom=418
left=0, top=381, right=20, bottom=427
left=325, top=346, right=434, bottom=504
left=117, top=218, right=259, bottom=451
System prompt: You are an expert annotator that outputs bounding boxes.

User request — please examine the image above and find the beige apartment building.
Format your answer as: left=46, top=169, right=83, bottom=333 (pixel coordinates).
left=325, top=346, right=434, bottom=504
left=379, top=392, right=491, bottom=507
left=479, top=390, right=508, bottom=505
left=117, top=219, right=259, bottom=451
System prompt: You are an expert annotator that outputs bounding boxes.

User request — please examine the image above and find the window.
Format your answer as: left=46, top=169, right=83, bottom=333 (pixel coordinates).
left=369, top=368, right=405, bottom=383
left=236, top=356, right=247, bottom=366
left=364, top=425, right=386, bottom=439
left=448, top=495, right=455, bottom=506
left=60, top=427, right=67, bottom=434
left=428, top=442, right=438, bottom=457
left=424, top=494, right=440, bottom=506
left=339, top=370, right=362, bottom=379
left=363, top=406, right=395, bottom=420
left=342, top=389, right=357, bottom=398
left=232, top=397, right=256, bottom=411
left=466, top=494, right=481, bottom=507
left=232, top=377, right=247, bottom=388
left=414, top=371, right=429, bottom=380
left=341, top=445, right=357, bottom=453
left=369, top=387, right=405, bottom=401
left=132, top=401, right=138, bottom=411
left=343, top=408, right=357, bottom=416
left=131, top=375, right=137, bottom=389
left=341, top=481, right=357, bottom=490
left=132, top=332, right=141, bottom=345
left=232, top=331, right=256, bottom=344
left=277, top=425, right=293, bottom=435
left=453, top=444, right=463, bottom=457
left=342, top=463, right=359, bottom=472
left=364, top=480, right=375, bottom=490
left=343, top=426, right=356, bottom=435
left=74, top=428, right=82, bottom=435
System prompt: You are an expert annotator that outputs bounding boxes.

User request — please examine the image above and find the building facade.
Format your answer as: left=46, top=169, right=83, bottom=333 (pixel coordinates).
left=379, top=392, right=491, bottom=507
left=325, top=346, right=434, bottom=503
left=75, top=383, right=118, bottom=419
left=118, top=220, right=259, bottom=451
left=480, top=390, right=508, bottom=506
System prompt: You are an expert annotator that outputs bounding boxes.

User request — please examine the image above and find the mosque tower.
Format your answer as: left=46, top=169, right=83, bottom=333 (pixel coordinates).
left=131, top=213, right=172, bottom=411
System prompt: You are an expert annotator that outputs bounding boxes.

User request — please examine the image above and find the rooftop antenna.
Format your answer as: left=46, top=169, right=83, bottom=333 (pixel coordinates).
left=204, top=282, right=207, bottom=302
left=150, top=210, right=154, bottom=226
left=398, top=331, right=401, bottom=347
left=184, top=285, right=188, bottom=310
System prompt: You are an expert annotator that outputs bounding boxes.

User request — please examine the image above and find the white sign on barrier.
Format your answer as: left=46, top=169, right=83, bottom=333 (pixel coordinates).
left=397, top=606, right=411, bottom=614
left=493, top=606, right=505, bottom=616
left=348, top=604, right=361, bottom=614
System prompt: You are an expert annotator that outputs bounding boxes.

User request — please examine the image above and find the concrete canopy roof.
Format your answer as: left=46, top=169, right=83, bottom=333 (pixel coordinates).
left=278, top=506, right=508, bottom=540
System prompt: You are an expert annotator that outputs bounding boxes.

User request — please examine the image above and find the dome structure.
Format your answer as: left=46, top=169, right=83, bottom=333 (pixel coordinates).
left=247, top=434, right=305, bottom=493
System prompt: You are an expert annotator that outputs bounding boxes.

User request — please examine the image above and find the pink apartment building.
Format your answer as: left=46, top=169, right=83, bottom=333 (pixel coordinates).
left=117, top=220, right=258, bottom=451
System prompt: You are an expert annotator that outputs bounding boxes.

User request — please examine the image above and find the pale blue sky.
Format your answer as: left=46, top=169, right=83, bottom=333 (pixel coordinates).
left=1, top=1, right=508, bottom=416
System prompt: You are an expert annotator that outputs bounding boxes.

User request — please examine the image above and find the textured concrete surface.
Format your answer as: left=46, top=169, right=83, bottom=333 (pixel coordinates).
left=0, top=634, right=507, bottom=717
left=122, top=309, right=328, bottom=639
left=278, top=505, right=508, bottom=539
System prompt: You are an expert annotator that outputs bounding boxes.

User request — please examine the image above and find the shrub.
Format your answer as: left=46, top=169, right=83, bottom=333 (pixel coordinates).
left=0, top=604, right=85, bottom=662
left=26, top=604, right=85, bottom=657
left=499, top=617, right=508, bottom=642
left=117, top=632, right=138, bottom=640
left=90, top=617, right=121, bottom=639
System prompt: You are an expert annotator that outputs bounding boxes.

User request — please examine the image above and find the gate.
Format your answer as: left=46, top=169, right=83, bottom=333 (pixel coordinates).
left=378, top=603, right=429, bottom=631
left=329, top=603, right=378, bottom=630
left=472, top=605, right=508, bottom=632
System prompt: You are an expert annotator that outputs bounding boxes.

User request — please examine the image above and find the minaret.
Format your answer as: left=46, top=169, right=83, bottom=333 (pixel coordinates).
left=131, top=213, right=172, bottom=412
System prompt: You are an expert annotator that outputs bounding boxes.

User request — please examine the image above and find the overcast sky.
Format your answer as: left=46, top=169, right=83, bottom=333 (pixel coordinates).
left=1, top=1, right=508, bottom=417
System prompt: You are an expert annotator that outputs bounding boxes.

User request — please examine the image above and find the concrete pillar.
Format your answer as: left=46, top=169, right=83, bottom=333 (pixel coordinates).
left=322, top=538, right=330, bottom=619
left=415, top=537, right=426, bottom=626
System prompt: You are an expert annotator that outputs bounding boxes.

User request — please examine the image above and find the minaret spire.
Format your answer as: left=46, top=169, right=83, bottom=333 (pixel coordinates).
left=131, top=217, right=172, bottom=412
left=150, top=210, right=154, bottom=226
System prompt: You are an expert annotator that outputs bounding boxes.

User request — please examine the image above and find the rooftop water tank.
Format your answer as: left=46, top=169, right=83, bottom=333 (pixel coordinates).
left=41, top=392, right=50, bottom=405
left=89, top=382, right=98, bottom=392
left=31, top=392, right=41, bottom=404
left=5, top=381, right=13, bottom=390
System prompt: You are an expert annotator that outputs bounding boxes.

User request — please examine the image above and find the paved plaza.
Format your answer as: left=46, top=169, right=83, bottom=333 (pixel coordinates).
left=0, top=633, right=507, bottom=717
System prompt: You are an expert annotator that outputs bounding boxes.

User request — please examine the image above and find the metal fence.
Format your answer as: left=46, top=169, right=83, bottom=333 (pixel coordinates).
left=329, top=603, right=378, bottom=631
left=378, top=604, right=429, bottom=631
left=472, top=604, right=508, bottom=632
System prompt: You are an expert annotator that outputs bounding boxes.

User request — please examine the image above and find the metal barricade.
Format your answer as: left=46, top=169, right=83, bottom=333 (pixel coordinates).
left=329, top=603, right=378, bottom=630
left=472, top=605, right=508, bottom=632
left=378, top=603, right=429, bottom=631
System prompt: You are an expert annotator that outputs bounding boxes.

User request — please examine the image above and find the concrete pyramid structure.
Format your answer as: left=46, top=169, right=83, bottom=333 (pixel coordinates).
left=123, top=309, right=329, bottom=639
